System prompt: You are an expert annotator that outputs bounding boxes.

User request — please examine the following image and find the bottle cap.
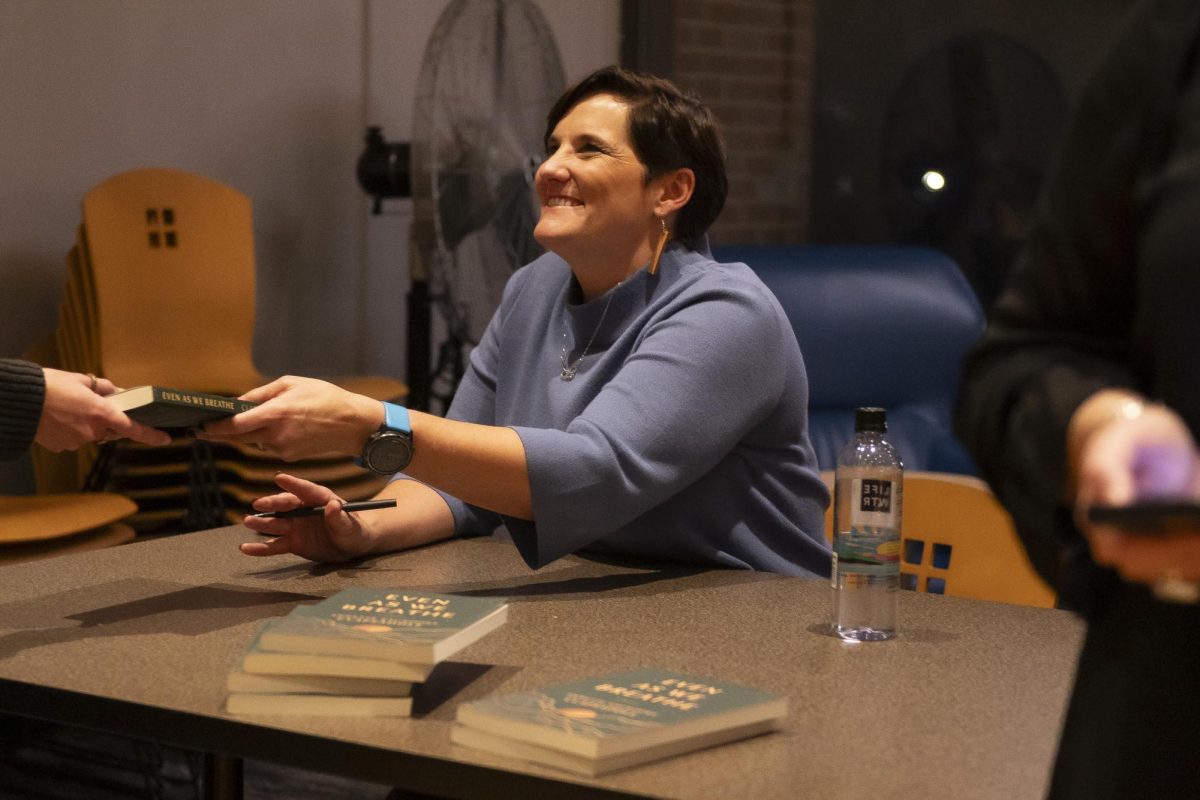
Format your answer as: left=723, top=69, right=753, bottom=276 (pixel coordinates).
left=855, top=407, right=887, bottom=433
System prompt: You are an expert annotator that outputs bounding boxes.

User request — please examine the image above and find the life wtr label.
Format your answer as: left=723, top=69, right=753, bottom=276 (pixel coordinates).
left=835, top=478, right=900, bottom=573
left=859, top=478, right=892, bottom=513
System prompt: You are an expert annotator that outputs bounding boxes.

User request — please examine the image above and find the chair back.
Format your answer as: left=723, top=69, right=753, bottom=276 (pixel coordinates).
left=32, top=167, right=407, bottom=533
left=82, top=167, right=263, bottom=393
left=713, top=245, right=984, bottom=474
left=821, top=471, right=1057, bottom=608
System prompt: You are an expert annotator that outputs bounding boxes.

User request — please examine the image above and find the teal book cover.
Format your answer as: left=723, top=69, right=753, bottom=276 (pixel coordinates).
left=454, top=668, right=786, bottom=764
left=257, top=589, right=508, bottom=665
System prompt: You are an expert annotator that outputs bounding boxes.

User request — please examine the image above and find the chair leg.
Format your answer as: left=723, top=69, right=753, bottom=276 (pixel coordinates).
left=200, top=751, right=243, bottom=800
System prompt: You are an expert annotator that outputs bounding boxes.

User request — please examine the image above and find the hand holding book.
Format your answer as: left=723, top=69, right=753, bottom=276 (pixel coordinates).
left=196, top=375, right=384, bottom=461
left=39, top=371, right=172, bottom=451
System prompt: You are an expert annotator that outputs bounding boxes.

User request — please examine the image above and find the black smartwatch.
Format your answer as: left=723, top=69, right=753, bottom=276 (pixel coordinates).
left=356, top=402, right=413, bottom=474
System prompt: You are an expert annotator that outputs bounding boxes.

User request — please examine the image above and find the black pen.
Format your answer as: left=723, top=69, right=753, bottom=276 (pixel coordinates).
left=250, top=499, right=398, bottom=519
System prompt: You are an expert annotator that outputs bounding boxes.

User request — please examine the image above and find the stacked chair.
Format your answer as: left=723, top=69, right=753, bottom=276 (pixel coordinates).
left=0, top=493, right=137, bottom=565
left=34, top=167, right=406, bottom=536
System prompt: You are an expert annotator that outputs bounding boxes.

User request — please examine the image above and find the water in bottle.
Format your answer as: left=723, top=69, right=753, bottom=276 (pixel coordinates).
left=832, top=407, right=903, bottom=641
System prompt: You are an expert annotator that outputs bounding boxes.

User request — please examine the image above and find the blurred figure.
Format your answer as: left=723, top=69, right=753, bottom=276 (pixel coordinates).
left=956, top=2, right=1200, bottom=797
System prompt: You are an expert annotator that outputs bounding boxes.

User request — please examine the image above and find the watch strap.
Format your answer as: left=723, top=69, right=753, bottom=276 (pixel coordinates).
left=381, top=401, right=411, bottom=434
left=355, top=402, right=412, bottom=470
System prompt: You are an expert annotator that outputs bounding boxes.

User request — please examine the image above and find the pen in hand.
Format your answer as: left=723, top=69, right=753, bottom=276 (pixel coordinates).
left=250, top=499, right=398, bottom=519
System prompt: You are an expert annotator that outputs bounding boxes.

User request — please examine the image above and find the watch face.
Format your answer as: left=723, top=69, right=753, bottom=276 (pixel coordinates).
left=367, top=432, right=412, bottom=473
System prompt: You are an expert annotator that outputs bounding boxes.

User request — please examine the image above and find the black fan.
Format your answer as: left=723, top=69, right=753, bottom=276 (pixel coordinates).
left=358, top=0, right=564, bottom=412
left=411, top=0, right=564, bottom=409
left=880, top=32, right=1067, bottom=311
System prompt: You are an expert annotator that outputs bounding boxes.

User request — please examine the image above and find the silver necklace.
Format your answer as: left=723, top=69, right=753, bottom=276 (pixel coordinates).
left=560, top=283, right=620, bottom=381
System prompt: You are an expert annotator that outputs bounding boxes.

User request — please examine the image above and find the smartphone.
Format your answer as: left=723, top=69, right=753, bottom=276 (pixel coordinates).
left=1087, top=501, right=1200, bottom=533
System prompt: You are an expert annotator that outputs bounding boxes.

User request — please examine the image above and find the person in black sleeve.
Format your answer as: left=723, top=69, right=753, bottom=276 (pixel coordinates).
left=0, top=358, right=168, bottom=459
left=956, top=2, right=1200, bottom=798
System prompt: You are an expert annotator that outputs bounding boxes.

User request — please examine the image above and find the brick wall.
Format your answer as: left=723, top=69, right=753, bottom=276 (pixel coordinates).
left=672, top=0, right=814, bottom=246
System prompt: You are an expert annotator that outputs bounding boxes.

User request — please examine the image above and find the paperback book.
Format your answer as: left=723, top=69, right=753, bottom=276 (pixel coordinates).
left=256, top=588, right=509, bottom=665
left=107, top=385, right=257, bottom=429
left=226, top=669, right=413, bottom=697
left=228, top=629, right=426, bottom=717
left=226, top=692, right=413, bottom=718
left=238, top=629, right=436, bottom=683
left=451, top=668, right=787, bottom=776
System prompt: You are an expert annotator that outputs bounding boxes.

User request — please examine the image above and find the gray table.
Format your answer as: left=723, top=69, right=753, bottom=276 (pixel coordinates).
left=0, top=526, right=1085, bottom=799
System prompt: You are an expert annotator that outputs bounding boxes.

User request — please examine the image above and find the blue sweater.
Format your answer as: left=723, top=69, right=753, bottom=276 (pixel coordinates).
left=437, top=241, right=831, bottom=578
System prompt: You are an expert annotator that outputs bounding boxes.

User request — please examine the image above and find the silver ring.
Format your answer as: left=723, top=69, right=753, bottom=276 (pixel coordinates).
left=254, top=442, right=267, bottom=452
left=87, top=373, right=97, bottom=392
left=1152, top=570, right=1200, bottom=605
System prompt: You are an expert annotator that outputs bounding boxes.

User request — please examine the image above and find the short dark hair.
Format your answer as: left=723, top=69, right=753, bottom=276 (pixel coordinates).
left=544, top=66, right=728, bottom=249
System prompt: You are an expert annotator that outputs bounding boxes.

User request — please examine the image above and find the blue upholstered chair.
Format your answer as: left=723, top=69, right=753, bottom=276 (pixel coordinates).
left=712, top=245, right=984, bottom=474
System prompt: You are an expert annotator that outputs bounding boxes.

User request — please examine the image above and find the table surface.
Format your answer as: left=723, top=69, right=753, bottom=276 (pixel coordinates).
left=0, top=526, right=1085, bottom=800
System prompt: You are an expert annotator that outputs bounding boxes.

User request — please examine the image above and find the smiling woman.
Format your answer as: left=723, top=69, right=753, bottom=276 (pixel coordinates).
left=534, top=92, right=684, bottom=297
left=198, top=66, right=832, bottom=579
left=533, top=89, right=699, bottom=301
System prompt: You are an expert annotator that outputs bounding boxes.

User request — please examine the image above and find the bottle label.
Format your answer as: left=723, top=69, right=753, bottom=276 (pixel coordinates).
left=835, top=478, right=900, bottom=576
left=859, top=478, right=892, bottom=513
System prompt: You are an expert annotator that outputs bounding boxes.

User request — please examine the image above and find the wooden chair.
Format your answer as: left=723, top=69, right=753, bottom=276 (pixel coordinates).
left=823, top=471, right=1056, bottom=608
left=77, top=167, right=409, bottom=397
left=32, top=167, right=406, bottom=535
left=0, top=493, right=137, bottom=565
left=81, top=167, right=263, bottom=393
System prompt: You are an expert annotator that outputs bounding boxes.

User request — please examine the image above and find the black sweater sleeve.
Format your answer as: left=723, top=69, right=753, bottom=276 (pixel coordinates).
left=0, top=358, right=47, bottom=460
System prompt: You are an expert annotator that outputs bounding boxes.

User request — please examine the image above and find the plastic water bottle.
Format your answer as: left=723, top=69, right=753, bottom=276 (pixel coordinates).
left=832, top=407, right=903, bottom=641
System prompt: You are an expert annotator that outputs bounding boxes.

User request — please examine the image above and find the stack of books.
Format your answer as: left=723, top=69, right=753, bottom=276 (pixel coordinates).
left=226, top=588, right=509, bottom=718
left=452, top=668, right=787, bottom=775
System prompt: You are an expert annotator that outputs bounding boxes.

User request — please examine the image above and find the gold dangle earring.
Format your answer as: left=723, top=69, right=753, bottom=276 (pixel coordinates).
left=649, top=216, right=669, bottom=275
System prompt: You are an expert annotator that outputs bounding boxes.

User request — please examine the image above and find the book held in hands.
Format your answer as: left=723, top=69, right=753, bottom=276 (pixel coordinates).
left=107, top=385, right=257, bottom=430
left=226, top=588, right=508, bottom=718
left=451, top=668, right=787, bottom=776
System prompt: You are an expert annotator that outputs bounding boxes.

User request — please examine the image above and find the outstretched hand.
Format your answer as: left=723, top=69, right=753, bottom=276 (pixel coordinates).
left=36, top=368, right=171, bottom=452
left=197, top=376, right=382, bottom=461
left=241, top=473, right=378, bottom=563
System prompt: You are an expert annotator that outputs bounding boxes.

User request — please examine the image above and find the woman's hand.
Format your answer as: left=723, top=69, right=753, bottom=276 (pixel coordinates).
left=197, top=376, right=383, bottom=461
left=36, top=368, right=171, bottom=451
left=241, top=473, right=379, bottom=562
left=1073, top=392, right=1200, bottom=592
left=241, top=473, right=457, bottom=564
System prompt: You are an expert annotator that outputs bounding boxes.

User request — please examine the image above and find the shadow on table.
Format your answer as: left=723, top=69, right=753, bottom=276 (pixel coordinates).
left=444, top=553, right=791, bottom=603
left=0, top=580, right=317, bottom=659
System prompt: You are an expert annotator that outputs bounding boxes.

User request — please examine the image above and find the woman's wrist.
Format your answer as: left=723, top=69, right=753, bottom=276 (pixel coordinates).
left=352, top=510, right=385, bottom=557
